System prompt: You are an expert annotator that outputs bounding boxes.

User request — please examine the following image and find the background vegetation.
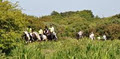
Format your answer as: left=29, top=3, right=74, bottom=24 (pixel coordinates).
left=0, top=0, right=120, bottom=59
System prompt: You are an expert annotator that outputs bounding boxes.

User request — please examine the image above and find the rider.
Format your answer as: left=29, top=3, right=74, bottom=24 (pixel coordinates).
left=39, top=27, right=43, bottom=40
left=49, top=25, right=54, bottom=33
left=27, top=26, right=32, bottom=33
left=27, top=26, right=33, bottom=41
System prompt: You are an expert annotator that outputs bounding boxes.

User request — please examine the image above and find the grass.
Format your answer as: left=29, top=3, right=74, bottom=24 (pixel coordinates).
left=5, top=37, right=120, bottom=59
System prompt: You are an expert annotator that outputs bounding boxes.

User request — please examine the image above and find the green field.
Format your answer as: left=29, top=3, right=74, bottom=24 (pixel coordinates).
left=1, top=37, right=119, bottom=59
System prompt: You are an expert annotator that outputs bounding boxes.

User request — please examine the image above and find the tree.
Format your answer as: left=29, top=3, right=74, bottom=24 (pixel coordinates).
left=77, top=10, right=94, bottom=20
left=51, top=11, right=59, bottom=15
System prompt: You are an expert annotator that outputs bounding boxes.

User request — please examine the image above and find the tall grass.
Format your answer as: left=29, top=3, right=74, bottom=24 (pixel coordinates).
left=6, top=38, right=120, bottom=59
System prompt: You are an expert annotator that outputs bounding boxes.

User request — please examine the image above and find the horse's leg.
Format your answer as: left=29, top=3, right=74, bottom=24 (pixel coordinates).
left=47, top=34, right=52, bottom=41
left=46, top=35, right=49, bottom=40
left=78, top=35, right=80, bottom=40
left=25, top=37, right=29, bottom=43
left=51, top=34, right=57, bottom=41
left=43, top=38, right=47, bottom=41
left=41, top=35, right=43, bottom=41
left=79, top=35, right=81, bottom=39
left=29, top=34, right=33, bottom=42
left=30, top=37, right=34, bottom=42
left=81, top=35, right=83, bottom=39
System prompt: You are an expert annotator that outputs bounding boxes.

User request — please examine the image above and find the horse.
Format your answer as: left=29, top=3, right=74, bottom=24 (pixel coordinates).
left=22, top=31, right=31, bottom=43
left=47, top=32, right=57, bottom=41
left=76, top=31, right=83, bottom=40
left=41, top=34, right=47, bottom=41
left=32, top=32, right=41, bottom=41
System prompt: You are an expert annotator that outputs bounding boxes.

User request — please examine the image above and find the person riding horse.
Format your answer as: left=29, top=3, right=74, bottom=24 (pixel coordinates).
left=44, top=25, right=57, bottom=40
left=49, top=25, right=54, bottom=38
left=27, top=26, right=34, bottom=41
